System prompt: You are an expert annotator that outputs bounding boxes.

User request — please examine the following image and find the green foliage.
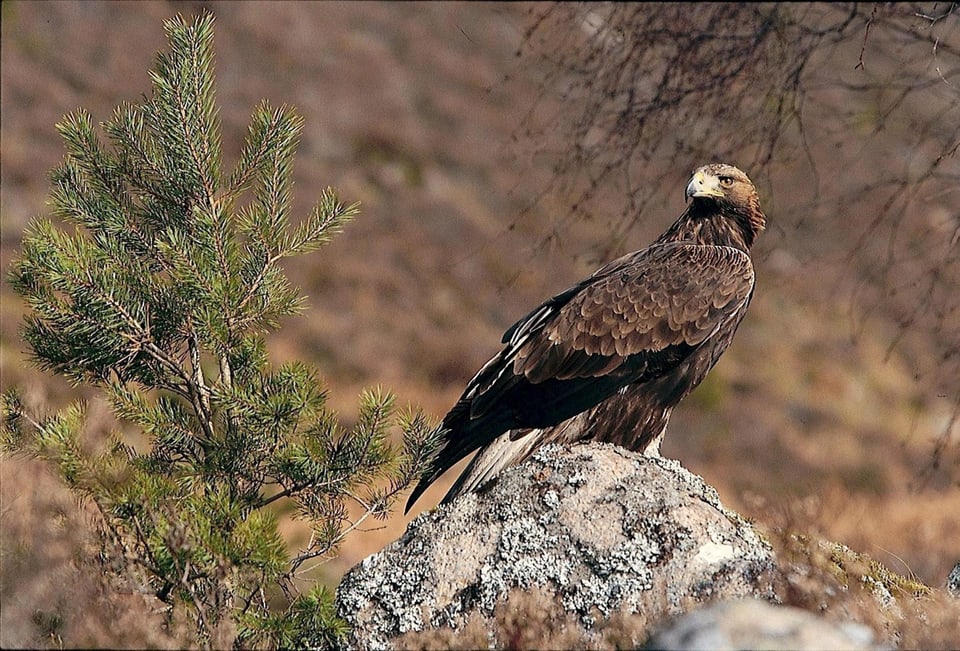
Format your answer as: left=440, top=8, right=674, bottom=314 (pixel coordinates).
left=3, top=12, right=439, bottom=649
left=236, top=585, right=349, bottom=650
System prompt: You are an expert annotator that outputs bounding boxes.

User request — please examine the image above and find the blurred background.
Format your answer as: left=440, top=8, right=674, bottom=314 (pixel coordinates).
left=2, top=2, right=957, bottom=647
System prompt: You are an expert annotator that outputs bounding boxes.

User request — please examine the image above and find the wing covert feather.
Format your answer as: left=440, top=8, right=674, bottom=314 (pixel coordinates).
left=513, top=244, right=753, bottom=382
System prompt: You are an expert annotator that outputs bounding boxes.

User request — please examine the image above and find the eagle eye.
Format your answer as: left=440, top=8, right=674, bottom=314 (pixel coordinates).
left=718, top=176, right=734, bottom=187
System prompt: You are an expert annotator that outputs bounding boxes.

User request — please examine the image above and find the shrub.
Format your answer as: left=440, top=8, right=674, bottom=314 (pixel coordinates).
left=2, top=12, right=438, bottom=649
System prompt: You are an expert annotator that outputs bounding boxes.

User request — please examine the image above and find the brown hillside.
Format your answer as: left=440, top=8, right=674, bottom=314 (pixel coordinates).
left=1, top=3, right=957, bottom=647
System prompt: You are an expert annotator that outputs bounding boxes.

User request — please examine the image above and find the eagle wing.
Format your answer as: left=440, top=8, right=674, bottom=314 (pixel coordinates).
left=406, top=242, right=754, bottom=512
left=470, top=242, right=754, bottom=415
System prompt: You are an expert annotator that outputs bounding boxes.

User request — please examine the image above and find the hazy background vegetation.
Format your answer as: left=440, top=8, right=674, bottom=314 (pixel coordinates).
left=2, top=2, right=957, bottom=647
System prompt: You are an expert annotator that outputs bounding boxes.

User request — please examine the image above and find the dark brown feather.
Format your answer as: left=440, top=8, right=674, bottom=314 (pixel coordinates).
left=405, top=163, right=766, bottom=513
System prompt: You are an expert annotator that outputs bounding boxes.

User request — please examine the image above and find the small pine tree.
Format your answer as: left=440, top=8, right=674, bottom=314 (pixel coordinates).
left=2, top=12, right=438, bottom=649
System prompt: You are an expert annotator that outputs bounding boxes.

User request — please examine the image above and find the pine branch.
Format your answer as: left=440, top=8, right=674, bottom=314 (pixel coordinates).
left=151, top=13, right=221, bottom=207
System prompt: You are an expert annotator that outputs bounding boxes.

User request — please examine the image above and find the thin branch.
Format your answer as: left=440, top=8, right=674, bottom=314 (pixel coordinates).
left=854, top=5, right=879, bottom=70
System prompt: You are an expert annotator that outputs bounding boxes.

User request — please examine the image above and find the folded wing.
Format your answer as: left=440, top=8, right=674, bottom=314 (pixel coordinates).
left=405, top=242, right=754, bottom=512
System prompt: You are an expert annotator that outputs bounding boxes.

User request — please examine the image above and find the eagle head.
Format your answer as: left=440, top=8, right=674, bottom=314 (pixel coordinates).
left=683, top=163, right=766, bottom=245
left=685, top=163, right=752, bottom=201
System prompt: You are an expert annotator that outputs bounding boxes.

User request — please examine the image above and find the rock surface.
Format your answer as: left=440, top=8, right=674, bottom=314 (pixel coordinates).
left=947, top=561, right=960, bottom=597
left=644, top=599, right=879, bottom=650
left=336, top=443, right=779, bottom=649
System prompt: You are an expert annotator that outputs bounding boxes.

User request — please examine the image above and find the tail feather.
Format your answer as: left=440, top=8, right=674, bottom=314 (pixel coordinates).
left=439, top=430, right=543, bottom=505
left=404, top=400, right=512, bottom=514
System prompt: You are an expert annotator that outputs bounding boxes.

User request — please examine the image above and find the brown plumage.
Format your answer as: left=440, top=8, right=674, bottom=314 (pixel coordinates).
left=405, top=163, right=766, bottom=513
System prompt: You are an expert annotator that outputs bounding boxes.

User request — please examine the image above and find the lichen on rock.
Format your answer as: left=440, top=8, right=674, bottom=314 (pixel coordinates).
left=336, top=442, right=779, bottom=649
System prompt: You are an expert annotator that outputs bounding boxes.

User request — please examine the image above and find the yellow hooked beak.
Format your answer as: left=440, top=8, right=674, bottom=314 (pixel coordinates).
left=685, top=170, right=725, bottom=200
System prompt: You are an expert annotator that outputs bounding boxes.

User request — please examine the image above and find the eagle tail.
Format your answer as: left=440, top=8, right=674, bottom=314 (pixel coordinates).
left=439, top=430, right=542, bottom=505
left=404, top=399, right=512, bottom=514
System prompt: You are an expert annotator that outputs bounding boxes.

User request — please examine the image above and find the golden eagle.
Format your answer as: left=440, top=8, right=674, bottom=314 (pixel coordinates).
left=406, top=163, right=766, bottom=513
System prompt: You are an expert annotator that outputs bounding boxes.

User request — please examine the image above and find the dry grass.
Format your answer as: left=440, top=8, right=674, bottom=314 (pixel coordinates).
left=772, top=539, right=960, bottom=650
left=0, top=457, right=184, bottom=649
left=399, top=587, right=652, bottom=651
